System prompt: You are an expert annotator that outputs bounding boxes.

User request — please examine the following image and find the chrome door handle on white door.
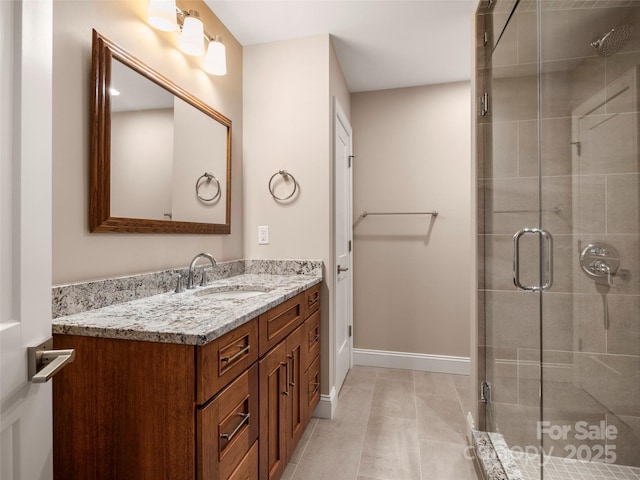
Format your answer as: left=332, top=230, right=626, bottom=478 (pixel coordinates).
left=28, top=338, right=76, bottom=383
left=513, top=228, right=553, bottom=292
left=337, top=265, right=349, bottom=274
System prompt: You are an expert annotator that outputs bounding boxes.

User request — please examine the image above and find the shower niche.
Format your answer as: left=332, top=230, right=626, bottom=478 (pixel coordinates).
left=475, top=1, right=640, bottom=479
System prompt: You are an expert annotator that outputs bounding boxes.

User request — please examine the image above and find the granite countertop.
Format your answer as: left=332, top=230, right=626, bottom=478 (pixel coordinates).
left=52, top=274, right=322, bottom=346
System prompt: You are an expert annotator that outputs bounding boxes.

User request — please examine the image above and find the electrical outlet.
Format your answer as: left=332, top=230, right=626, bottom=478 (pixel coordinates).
left=258, top=225, right=269, bottom=245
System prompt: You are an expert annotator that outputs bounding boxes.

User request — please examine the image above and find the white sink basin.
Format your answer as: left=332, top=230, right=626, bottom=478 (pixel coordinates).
left=194, top=285, right=271, bottom=300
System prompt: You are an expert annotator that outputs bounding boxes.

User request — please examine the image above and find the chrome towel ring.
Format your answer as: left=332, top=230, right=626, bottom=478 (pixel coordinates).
left=268, top=170, right=298, bottom=201
left=196, top=172, right=221, bottom=202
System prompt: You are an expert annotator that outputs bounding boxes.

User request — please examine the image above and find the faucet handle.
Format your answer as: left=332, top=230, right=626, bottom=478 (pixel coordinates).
left=175, top=273, right=185, bottom=293
left=200, top=270, right=208, bottom=287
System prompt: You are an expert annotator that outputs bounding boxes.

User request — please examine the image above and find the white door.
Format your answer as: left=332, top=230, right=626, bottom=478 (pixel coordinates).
left=334, top=98, right=353, bottom=393
left=1, top=1, right=54, bottom=479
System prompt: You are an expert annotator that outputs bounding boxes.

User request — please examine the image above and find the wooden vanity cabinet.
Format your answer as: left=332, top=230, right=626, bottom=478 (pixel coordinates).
left=53, top=284, right=320, bottom=480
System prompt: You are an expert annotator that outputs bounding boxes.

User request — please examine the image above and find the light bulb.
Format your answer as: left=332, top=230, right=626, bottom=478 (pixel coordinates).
left=147, top=0, right=177, bottom=32
left=179, top=12, right=205, bottom=56
left=203, top=36, right=227, bottom=76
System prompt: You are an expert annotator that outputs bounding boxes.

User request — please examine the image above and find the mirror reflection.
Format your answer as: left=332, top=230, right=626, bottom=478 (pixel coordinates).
left=110, top=59, right=228, bottom=224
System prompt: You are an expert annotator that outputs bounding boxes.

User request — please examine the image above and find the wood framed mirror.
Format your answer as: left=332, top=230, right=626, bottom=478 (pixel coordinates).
left=90, top=29, right=231, bottom=234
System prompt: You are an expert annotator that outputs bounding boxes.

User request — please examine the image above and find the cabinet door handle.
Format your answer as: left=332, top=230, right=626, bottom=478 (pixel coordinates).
left=288, top=354, right=295, bottom=387
left=309, top=333, right=319, bottom=346
left=220, top=344, right=250, bottom=364
left=281, top=362, right=289, bottom=396
left=310, top=382, right=319, bottom=396
left=220, top=413, right=250, bottom=441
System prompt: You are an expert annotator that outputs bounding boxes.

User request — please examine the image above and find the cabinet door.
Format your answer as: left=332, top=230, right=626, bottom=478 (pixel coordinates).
left=259, top=341, right=289, bottom=480
left=286, top=323, right=306, bottom=456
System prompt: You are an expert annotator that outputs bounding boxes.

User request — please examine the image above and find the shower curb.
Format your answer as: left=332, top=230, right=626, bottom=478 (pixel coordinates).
left=473, top=429, right=525, bottom=480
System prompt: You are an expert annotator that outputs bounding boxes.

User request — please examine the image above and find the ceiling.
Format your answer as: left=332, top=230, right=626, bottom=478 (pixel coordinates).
left=203, top=0, right=475, bottom=92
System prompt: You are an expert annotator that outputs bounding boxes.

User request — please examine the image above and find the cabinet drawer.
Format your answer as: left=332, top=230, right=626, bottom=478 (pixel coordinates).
left=302, top=310, right=320, bottom=371
left=303, top=355, right=321, bottom=426
left=197, top=318, right=259, bottom=403
left=228, top=441, right=258, bottom=480
left=197, top=364, right=259, bottom=480
left=305, top=284, right=321, bottom=317
left=259, top=293, right=304, bottom=356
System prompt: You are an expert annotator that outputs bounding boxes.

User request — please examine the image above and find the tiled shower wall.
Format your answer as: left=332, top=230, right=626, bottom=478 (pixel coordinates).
left=478, top=2, right=640, bottom=468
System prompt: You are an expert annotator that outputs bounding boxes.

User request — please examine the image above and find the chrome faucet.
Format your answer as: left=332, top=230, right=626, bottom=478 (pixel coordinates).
left=187, top=252, right=217, bottom=289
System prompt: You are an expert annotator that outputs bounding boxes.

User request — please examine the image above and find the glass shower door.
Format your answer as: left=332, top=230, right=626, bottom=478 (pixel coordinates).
left=479, top=2, right=545, bottom=478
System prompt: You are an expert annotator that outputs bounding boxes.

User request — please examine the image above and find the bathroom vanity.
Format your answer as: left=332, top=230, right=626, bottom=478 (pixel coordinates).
left=52, top=273, right=321, bottom=480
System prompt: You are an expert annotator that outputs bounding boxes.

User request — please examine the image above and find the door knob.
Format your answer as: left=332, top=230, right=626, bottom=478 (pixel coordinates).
left=337, top=265, right=349, bottom=274
left=28, top=338, right=76, bottom=383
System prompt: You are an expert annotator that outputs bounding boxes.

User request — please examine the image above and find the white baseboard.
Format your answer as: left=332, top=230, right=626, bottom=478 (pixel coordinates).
left=312, top=386, right=337, bottom=419
left=353, top=348, right=471, bottom=375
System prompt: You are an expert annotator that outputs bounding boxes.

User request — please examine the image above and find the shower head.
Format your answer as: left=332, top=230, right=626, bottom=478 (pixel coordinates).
left=591, top=23, right=634, bottom=57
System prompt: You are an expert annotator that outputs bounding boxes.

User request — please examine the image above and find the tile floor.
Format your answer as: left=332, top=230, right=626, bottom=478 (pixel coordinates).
left=283, top=366, right=479, bottom=480
left=515, top=453, right=640, bottom=480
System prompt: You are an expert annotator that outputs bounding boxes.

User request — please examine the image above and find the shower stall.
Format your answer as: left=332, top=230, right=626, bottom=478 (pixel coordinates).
left=475, top=1, right=640, bottom=479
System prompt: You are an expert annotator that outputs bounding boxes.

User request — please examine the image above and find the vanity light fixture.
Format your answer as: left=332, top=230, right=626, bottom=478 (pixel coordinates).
left=146, top=0, right=227, bottom=76
left=179, top=10, right=205, bottom=56
left=147, top=0, right=178, bottom=32
left=203, top=35, right=226, bottom=75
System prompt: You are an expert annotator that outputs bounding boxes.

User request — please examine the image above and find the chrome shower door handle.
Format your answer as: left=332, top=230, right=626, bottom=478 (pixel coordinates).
left=540, top=229, right=553, bottom=291
left=513, top=228, right=553, bottom=292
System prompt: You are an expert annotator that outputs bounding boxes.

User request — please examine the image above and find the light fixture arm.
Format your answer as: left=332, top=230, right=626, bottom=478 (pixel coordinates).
left=175, top=7, right=219, bottom=45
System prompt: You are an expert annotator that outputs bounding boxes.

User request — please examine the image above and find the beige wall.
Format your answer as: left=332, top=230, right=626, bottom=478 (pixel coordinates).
left=352, top=82, right=471, bottom=358
left=243, top=35, right=351, bottom=398
left=111, top=108, right=173, bottom=220
left=52, top=0, right=243, bottom=284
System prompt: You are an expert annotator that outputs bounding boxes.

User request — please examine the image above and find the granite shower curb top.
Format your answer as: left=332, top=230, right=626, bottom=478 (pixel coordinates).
left=52, top=272, right=322, bottom=346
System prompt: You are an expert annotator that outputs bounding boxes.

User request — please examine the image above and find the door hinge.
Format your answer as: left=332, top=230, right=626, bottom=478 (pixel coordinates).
left=480, top=381, right=491, bottom=404
left=348, top=240, right=352, bottom=252
left=348, top=325, right=352, bottom=338
left=479, top=92, right=489, bottom=116
left=348, top=155, right=355, bottom=168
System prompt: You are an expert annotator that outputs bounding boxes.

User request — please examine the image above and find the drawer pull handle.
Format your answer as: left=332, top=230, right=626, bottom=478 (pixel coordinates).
left=308, top=292, right=319, bottom=305
left=221, top=344, right=250, bottom=364
left=308, top=333, right=319, bottom=345
left=310, top=382, right=319, bottom=396
left=220, top=413, right=250, bottom=441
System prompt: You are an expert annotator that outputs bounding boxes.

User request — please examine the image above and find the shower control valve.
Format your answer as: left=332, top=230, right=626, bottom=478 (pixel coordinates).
left=580, top=243, right=620, bottom=285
